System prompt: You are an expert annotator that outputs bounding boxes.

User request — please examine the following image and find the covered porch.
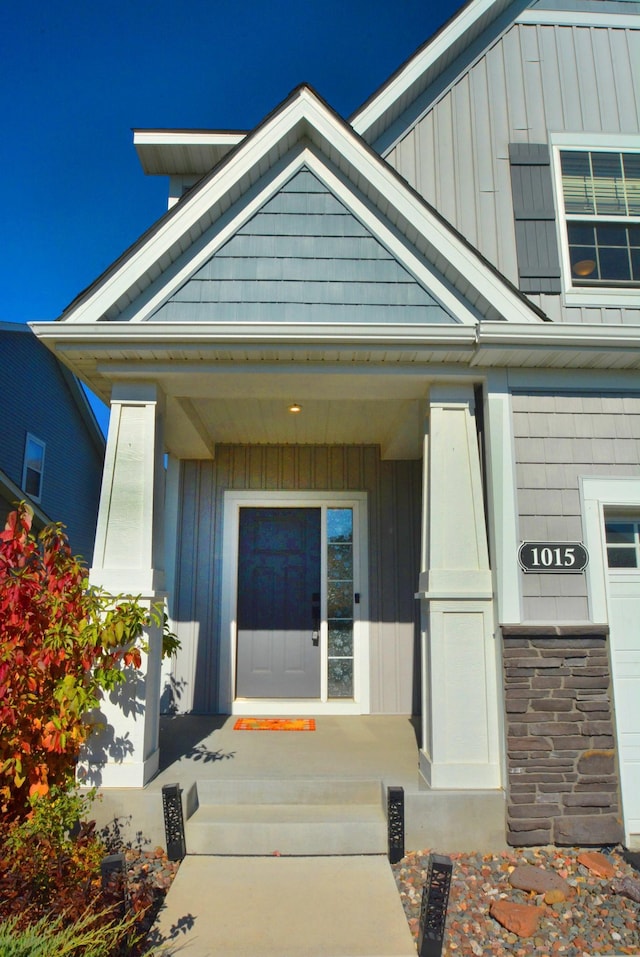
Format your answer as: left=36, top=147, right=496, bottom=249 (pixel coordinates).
left=87, top=713, right=506, bottom=853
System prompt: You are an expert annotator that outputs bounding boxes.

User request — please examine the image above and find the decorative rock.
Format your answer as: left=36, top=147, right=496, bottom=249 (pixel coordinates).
left=554, top=813, right=623, bottom=846
left=577, top=850, right=615, bottom=879
left=489, top=900, right=545, bottom=938
left=611, top=876, right=640, bottom=904
left=544, top=888, right=567, bottom=905
left=509, top=864, right=573, bottom=898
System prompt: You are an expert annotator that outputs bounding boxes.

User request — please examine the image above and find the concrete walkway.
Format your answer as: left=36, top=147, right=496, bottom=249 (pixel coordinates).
left=152, top=855, right=417, bottom=957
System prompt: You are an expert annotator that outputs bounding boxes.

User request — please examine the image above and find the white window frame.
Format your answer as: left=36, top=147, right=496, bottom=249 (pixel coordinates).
left=22, top=433, right=46, bottom=503
left=550, top=133, right=640, bottom=308
left=604, top=514, right=640, bottom=571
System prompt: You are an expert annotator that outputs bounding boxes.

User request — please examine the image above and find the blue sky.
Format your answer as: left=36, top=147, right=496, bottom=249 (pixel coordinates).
left=1, top=0, right=459, bottom=429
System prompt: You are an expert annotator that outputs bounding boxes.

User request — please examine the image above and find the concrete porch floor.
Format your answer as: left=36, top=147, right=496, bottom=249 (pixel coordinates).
left=87, top=714, right=506, bottom=853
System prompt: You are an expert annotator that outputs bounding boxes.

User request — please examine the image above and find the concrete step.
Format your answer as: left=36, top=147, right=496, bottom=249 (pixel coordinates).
left=185, top=778, right=387, bottom=856
left=193, top=776, right=383, bottom=805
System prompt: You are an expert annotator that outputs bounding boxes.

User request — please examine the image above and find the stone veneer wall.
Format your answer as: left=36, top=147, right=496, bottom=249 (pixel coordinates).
left=503, top=629, right=623, bottom=847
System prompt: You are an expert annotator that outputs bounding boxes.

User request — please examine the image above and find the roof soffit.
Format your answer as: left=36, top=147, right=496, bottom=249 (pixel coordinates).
left=57, top=85, right=542, bottom=329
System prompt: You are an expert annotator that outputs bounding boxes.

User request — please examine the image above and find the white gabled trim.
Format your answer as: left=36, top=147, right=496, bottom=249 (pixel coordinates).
left=119, top=144, right=480, bottom=327
left=351, top=0, right=506, bottom=140
left=53, top=86, right=542, bottom=331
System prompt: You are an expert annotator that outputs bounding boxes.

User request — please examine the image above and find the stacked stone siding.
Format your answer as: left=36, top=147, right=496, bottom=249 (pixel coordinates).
left=503, top=631, right=623, bottom=847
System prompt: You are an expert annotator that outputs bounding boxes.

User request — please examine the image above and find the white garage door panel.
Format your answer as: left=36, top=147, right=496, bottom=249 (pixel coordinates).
left=609, top=577, right=640, bottom=846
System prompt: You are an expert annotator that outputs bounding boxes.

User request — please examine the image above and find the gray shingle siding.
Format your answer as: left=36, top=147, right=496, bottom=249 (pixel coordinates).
left=512, top=391, right=640, bottom=621
left=0, top=328, right=104, bottom=563
left=151, top=167, right=455, bottom=325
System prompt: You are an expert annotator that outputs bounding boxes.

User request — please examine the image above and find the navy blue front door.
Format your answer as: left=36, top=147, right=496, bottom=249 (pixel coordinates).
left=236, top=507, right=321, bottom=698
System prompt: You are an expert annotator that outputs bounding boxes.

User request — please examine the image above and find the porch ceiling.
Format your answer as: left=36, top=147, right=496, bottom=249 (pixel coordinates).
left=161, top=369, right=429, bottom=459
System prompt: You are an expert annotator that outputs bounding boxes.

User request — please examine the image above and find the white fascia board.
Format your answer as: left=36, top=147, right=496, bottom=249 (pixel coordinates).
left=30, top=320, right=478, bottom=348
left=476, top=322, right=640, bottom=352
left=351, top=0, right=503, bottom=140
left=133, top=130, right=246, bottom=146
left=32, top=319, right=640, bottom=357
left=516, top=10, right=639, bottom=27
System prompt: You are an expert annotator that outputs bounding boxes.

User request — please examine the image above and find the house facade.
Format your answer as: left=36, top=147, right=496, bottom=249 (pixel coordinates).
left=0, top=322, right=104, bottom=562
left=33, top=0, right=640, bottom=848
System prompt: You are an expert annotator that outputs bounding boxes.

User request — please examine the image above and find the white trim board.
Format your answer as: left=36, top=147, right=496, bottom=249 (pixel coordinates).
left=581, top=477, right=640, bottom=624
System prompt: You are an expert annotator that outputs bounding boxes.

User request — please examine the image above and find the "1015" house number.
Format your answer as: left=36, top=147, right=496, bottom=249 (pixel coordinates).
left=518, top=541, right=589, bottom=573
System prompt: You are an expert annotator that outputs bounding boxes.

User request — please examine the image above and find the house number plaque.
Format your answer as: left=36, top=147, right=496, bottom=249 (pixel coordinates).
left=518, top=541, right=588, bottom=573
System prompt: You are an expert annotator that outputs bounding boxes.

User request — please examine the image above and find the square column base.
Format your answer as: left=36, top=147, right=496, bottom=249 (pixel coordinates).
left=419, top=748, right=501, bottom=789
left=78, top=747, right=159, bottom=789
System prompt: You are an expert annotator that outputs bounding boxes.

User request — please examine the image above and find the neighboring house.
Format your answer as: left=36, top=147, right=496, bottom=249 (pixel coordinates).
left=33, top=0, right=640, bottom=849
left=0, top=322, right=104, bottom=563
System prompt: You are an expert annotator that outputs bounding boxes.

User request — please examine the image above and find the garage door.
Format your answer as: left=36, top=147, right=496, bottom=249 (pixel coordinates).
left=606, top=516, right=640, bottom=846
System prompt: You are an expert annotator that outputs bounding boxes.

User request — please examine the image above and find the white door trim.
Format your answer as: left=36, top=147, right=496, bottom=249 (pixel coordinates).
left=219, top=490, right=370, bottom=715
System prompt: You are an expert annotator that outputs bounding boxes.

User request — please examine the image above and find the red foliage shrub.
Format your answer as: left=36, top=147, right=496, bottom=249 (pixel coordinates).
left=0, top=505, right=152, bottom=821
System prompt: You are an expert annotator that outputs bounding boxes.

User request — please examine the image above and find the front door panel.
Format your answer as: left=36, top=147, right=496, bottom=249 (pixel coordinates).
left=236, top=507, right=321, bottom=698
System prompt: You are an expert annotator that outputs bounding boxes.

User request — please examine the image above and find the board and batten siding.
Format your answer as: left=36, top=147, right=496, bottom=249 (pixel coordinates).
left=385, top=21, right=640, bottom=325
left=150, top=167, right=454, bottom=326
left=170, top=445, right=422, bottom=715
left=512, top=392, right=640, bottom=621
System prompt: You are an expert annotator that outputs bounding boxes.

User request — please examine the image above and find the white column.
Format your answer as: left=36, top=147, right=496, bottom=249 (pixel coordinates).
left=418, top=384, right=501, bottom=789
left=81, top=383, right=166, bottom=788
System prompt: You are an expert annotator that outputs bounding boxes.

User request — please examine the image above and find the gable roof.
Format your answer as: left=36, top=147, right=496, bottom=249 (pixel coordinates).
left=350, top=0, right=521, bottom=148
left=351, top=0, right=640, bottom=153
left=55, top=84, right=544, bottom=332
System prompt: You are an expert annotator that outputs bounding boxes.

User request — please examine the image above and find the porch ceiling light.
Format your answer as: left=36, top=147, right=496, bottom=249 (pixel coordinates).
left=288, top=402, right=302, bottom=413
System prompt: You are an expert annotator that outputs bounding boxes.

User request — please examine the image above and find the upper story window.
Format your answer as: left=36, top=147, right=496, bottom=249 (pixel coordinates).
left=560, top=150, right=640, bottom=286
left=22, top=433, right=45, bottom=502
left=605, top=516, right=640, bottom=569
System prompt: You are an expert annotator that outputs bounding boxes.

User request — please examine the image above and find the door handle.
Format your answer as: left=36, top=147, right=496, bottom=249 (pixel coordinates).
left=311, top=592, right=320, bottom=646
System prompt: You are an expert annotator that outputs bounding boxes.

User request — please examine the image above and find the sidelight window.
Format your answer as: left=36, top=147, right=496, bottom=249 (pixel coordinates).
left=327, top=508, right=354, bottom=698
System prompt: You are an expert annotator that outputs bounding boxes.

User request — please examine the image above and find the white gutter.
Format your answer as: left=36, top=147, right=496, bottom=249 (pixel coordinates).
left=30, top=320, right=640, bottom=352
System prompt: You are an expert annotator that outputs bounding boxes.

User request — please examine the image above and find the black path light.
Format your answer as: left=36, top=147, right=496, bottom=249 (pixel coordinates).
left=418, top=853, right=453, bottom=957
left=387, top=786, right=405, bottom=864
left=162, top=783, right=187, bottom=861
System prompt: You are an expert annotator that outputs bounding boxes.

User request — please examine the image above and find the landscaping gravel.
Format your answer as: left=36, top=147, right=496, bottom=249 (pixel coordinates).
left=392, top=845, right=640, bottom=956
left=127, top=843, right=639, bottom=955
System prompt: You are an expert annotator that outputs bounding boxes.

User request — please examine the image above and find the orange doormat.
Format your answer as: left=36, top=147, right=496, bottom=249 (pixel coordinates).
left=233, top=718, right=316, bottom=731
